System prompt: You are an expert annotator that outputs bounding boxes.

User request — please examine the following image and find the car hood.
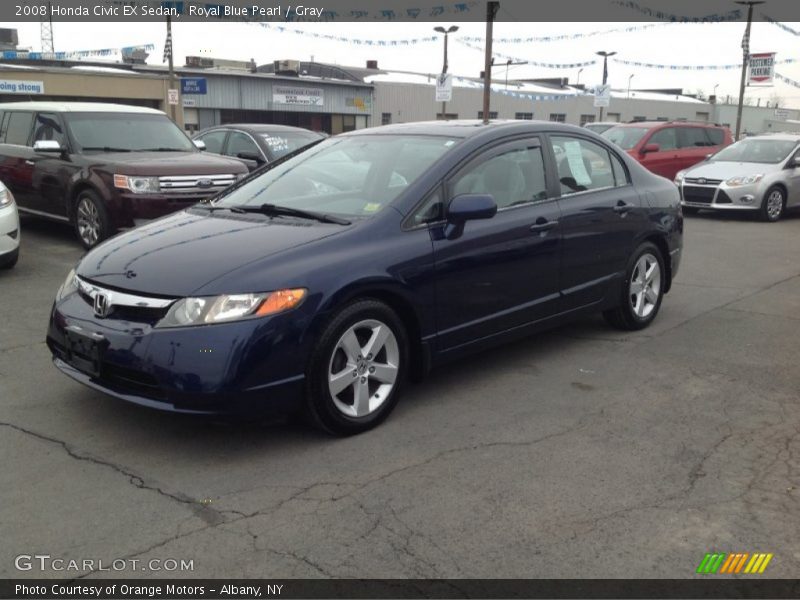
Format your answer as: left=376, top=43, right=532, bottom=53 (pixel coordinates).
left=76, top=210, right=347, bottom=296
left=684, top=161, right=778, bottom=179
left=96, top=151, right=247, bottom=175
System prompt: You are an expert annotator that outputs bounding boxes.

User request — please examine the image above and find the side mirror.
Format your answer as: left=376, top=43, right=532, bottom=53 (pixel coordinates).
left=33, top=140, right=62, bottom=153
left=705, top=153, right=713, bottom=160
left=444, top=194, right=497, bottom=240
left=237, top=151, right=265, bottom=164
left=193, top=139, right=206, bottom=151
left=641, top=143, right=660, bottom=154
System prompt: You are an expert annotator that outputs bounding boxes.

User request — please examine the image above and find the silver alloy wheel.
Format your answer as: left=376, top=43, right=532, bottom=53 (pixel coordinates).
left=328, top=318, right=400, bottom=418
left=629, top=253, right=661, bottom=319
left=76, top=197, right=100, bottom=246
left=766, top=189, right=784, bottom=220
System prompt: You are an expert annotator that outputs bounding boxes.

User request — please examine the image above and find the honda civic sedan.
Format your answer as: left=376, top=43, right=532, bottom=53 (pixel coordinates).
left=46, top=121, right=683, bottom=435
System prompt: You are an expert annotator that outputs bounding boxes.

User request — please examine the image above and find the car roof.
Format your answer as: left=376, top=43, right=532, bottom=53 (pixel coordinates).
left=206, top=123, right=323, bottom=134
left=610, top=121, right=720, bottom=129
left=0, top=101, right=163, bottom=114
left=343, top=119, right=588, bottom=138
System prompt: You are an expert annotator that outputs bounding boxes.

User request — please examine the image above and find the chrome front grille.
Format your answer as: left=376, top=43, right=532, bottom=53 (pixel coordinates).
left=77, top=277, right=176, bottom=321
left=684, top=177, right=723, bottom=185
left=158, top=174, right=237, bottom=193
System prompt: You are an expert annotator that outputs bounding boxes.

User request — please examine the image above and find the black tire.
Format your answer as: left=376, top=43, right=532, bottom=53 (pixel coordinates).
left=305, top=299, right=408, bottom=436
left=73, top=190, right=113, bottom=249
left=604, top=242, right=666, bottom=331
left=682, top=206, right=700, bottom=215
left=760, top=186, right=785, bottom=222
left=0, top=247, right=18, bottom=269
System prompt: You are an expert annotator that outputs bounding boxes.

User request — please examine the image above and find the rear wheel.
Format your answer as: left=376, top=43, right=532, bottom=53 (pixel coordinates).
left=73, top=190, right=112, bottom=249
left=604, top=242, right=665, bottom=331
left=305, top=300, right=408, bottom=435
left=760, top=186, right=785, bottom=222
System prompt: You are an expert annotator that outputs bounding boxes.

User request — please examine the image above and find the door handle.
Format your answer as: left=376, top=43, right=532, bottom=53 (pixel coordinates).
left=530, top=218, right=558, bottom=233
left=24, top=160, right=35, bottom=166
left=613, top=201, right=632, bottom=214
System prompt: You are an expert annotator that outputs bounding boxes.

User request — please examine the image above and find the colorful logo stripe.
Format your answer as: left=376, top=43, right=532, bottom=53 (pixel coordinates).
left=697, top=553, right=773, bottom=574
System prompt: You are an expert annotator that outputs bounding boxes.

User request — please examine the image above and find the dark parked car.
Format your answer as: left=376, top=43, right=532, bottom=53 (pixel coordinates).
left=47, top=120, right=683, bottom=435
left=0, top=102, right=249, bottom=248
left=193, top=124, right=326, bottom=171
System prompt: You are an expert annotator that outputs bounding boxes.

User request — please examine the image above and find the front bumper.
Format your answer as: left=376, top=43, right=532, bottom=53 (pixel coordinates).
left=110, top=191, right=221, bottom=229
left=46, top=289, right=313, bottom=415
left=679, top=180, right=762, bottom=211
left=0, top=203, right=20, bottom=255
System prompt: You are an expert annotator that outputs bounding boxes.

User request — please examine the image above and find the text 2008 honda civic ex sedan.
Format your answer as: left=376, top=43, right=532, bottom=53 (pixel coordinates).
left=47, top=121, right=682, bottom=435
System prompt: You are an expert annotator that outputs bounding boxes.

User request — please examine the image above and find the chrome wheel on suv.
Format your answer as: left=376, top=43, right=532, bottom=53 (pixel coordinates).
left=73, top=191, right=111, bottom=249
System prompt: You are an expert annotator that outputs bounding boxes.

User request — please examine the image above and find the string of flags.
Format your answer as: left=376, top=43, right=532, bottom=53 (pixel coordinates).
left=762, top=17, right=800, bottom=37
left=612, top=57, right=799, bottom=71
left=775, top=73, right=800, bottom=88
left=256, top=23, right=438, bottom=45
left=460, top=23, right=671, bottom=44
left=0, top=44, right=155, bottom=61
left=610, top=0, right=743, bottom=22
left=456, top=39, right=598, bottom=69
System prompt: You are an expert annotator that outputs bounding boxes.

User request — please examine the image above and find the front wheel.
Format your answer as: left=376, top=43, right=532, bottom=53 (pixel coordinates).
left=760, top=186, right=785, bottom=222
left=305, top=299, right=408, bottom=435
left=604, top=242, right=665, bottom=331
left=73, top=190, right=113, bottom=249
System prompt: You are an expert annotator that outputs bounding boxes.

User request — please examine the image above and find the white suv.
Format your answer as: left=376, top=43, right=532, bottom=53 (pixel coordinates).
left=0, top=180, right=20, bottom=268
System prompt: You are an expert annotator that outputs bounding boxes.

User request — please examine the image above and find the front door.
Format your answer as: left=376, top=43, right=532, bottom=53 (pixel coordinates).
left=638, top=126, right=680, bottom=179
left=429, top=137, right=562, bottom=351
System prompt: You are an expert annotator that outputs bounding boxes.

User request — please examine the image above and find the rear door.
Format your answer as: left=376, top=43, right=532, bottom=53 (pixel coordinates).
left=638, top=126, right=680, bottom=179
left=0, top=111, right=38, bottom=212
left=428, top=136, right=562, bottom=350
left=677, top=126, right=714, bottom=173
left=547, top=133, right=646, bottom=309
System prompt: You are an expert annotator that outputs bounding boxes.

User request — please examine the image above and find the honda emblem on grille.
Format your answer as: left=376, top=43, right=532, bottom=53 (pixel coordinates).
left=93, top=293, right=111, bottom=318
left=197, top=178, right=213, bottom=188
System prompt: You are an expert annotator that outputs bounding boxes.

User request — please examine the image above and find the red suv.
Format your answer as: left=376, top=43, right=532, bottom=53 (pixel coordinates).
left=602, top=121, right=732, bottom=181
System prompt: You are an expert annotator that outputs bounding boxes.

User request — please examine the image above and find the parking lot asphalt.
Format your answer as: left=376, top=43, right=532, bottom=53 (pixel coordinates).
left=1, top=211, right=799, bottom=580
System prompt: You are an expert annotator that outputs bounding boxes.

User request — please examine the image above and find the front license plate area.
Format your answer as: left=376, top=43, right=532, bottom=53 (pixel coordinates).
left=64, top=326, right=106, bottom=378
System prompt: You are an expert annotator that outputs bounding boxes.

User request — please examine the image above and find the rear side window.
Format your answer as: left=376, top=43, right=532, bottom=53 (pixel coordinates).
left=550, top=136, right=617, bottom=195
left=5, top=111, right=34, bottom=146
left=679, top=127, right=712, bottom=148
left=707, top=128, right=725, bottom=146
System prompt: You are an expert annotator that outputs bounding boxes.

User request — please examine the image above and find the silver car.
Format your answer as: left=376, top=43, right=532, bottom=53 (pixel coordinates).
left=674, top=133, right=800, bottom=222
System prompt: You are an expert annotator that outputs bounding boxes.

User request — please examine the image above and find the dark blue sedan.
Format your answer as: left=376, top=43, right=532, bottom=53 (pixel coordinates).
left=46, top=121, right=683, bottom=435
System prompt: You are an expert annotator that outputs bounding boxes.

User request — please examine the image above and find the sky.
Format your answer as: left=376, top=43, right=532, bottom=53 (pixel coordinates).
left=6, top=20, right=800, bottom=108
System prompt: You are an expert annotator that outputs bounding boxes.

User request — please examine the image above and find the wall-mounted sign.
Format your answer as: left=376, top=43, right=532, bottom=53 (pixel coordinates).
left=181, top=78, right=207, bottom=94
left=346, top=96, right=372, bottom=111
left=774, top=108, right=790, bottom=121
left=167, top=89, right=179, bottom=105
left=748, top=53, right=775, bottom=86
left=273, top=86, right=323, bottom=107
left=0, top=79, right=44, bottom=94
left=182, top=97, right=197, bottom=107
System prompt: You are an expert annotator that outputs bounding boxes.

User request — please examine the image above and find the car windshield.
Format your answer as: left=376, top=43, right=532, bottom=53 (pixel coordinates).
left=213, top=134, right=460, bottom=218
left=65, top=112, right=195, bottom=152
left=260, top=131, right=323, bottom=159
left=710, top=138, right=798, bottom=164
left=602, top=126, right=650, bottom=150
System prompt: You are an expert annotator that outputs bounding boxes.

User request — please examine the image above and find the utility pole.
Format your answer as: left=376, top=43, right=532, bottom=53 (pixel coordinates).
left=40, top=1, right=54, bottom=55
left=434, top=25, right=459, bottom=120
left=734, top=1, right=764, bottom=140
left=482, top=1, right=500, bottom=124
left=596, top=50, right=616, bottom=122
left=165, top=14, right=178, bottom=123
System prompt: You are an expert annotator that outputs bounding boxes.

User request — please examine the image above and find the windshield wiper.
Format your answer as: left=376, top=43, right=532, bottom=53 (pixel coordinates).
left=192, top=204, right=246, bottom=213
left=81, top=146, right=132, bottom=152
left=136, top=148, right=188, bottom=152
left=231, top=203, right=351, bottom=225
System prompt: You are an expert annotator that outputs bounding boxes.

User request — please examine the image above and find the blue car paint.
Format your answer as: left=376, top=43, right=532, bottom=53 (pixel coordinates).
left=46, top=121, right=682, bottom=415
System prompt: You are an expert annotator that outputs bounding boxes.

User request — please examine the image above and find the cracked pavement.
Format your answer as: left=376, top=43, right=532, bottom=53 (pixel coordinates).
left=1, top=213, right=799, bottom=579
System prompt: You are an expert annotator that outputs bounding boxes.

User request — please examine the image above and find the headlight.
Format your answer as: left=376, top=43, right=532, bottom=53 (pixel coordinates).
left=56, top=268, right=78, bottom=301
left=156, top=288, right=306, bottom=328
left=0, top=183, right=14, bottom=207
left=725, top=174, right=763, bottom=187
left=114, top=174, right=160, bottom=194
left=674, top=170, right=686, bottom=185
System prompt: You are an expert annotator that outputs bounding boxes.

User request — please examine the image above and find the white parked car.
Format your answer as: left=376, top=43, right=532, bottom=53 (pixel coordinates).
left=0, top=180, right=20, bottom=268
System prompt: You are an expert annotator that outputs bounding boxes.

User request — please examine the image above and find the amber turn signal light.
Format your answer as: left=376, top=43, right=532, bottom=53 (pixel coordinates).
left=255, top=288, right=307, bottom=316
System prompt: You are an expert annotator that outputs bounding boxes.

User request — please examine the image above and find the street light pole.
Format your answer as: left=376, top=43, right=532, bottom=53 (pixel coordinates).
left=734, top=1, right=764, bottom=140
left=596, top=50, right=616, bottom=122
left=434, top=25, right=459, bottom=120
left=576, top=67, right=584, bottom=86
left=166, top=14, right=177, bottom=123
left=482, top=1, right=500, bottom=124
left=627, top=74, right=634, bottom=99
